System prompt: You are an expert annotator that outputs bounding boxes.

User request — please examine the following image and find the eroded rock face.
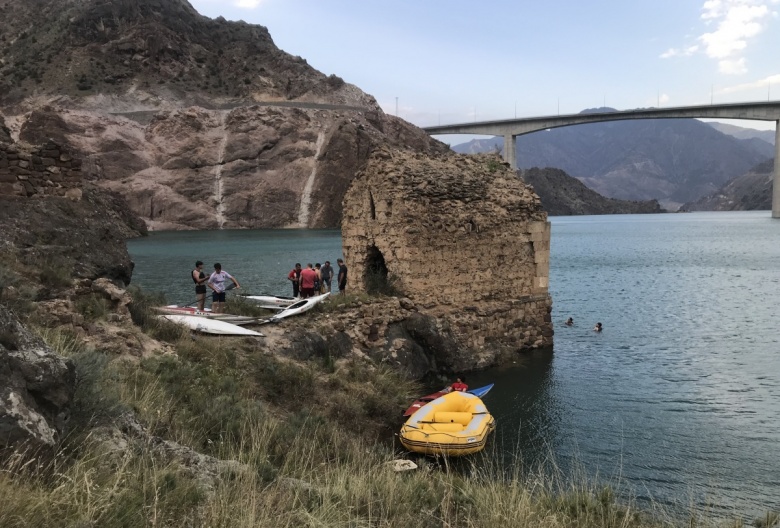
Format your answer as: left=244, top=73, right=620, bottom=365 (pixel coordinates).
left=0, top=305, right=76, bottom=448
left=0, top=0, right=450, bottom=230
left=342, top=149, right=553, bottom=370
left=11, top=104, right=447, bottom=230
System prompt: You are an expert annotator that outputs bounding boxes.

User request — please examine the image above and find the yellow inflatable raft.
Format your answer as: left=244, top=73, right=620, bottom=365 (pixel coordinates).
left=399, top=390, right=495, bottom=456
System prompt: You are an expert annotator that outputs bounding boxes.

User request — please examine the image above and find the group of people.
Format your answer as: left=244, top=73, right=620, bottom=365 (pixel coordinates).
left=191, top=261, right=240, bottom=313
left=190, top=258, right=349, bottom=311
left=287, top=259, right=348, bottom=299
left=564, top=317, right=603, bottom=332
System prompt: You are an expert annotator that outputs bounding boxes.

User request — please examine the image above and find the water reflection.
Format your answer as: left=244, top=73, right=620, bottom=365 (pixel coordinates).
left=467, top=350, right=564, bottom=473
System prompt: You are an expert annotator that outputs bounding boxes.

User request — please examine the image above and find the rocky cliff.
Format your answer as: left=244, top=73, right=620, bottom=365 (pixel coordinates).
left=0, top=114, right=148, bottom=449
left=0, top=0, right=449, bottom=230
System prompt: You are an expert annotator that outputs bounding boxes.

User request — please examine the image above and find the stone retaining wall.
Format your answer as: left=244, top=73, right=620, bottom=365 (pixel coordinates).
left=0, top=140, right=83, bottom=198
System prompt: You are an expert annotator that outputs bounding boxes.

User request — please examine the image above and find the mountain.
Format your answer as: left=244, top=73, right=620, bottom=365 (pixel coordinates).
left=707, top=122, right=776, bottom=146
left=0, top=0, right=449, bottom=229
left=452, top=108, right=771, bottom=211
left=520, top=167, right=664, bottom=216
left=680, top=159, right=774, bottom=211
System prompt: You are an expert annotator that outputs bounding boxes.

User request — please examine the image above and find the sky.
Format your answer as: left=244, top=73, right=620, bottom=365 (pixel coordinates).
left=188, top=0, right=780, bottom=142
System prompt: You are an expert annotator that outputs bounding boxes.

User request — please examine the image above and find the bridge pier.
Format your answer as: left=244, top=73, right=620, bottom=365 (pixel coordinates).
left=774, top=120, right=780, bottom=218
left=503, top=134, right=517, bottom=170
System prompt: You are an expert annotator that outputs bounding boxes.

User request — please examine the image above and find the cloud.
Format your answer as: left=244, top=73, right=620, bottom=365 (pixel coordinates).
left=719, top=73, right=780, bottom=93
left=718, top=57, right=748, bottom=74
left=659, top=45, right=699, bottom=58
left=662, top=1, right=775, bottom=75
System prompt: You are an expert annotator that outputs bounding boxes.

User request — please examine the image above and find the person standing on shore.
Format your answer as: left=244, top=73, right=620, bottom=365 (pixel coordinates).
left=288, top=263, right=302, bottom=298
left=320, top=260, right=333, bottom=293
left=337, top=258, right=348, bottom=295
left=299, top=263, right=317, bottom=299
left=208, top=263, right=240, bottom=314
left=314, top=263, right=322, bottom=294
left=192, top=260, right=208, bottom=311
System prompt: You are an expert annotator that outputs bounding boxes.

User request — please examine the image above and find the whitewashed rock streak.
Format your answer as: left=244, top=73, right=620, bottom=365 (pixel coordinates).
left=214, top=110, right=229, bottom=229
left=297, top=131, right=326, bottom=227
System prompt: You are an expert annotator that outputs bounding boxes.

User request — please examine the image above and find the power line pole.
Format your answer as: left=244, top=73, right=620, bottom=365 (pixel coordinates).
left=395, top=97, right=398, bottom=117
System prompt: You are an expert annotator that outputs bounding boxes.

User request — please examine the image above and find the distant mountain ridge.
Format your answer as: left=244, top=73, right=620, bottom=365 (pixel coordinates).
left=680, top=159, right=774, bottom=212
left=708, top=122, right=776, bottom=146
left=520, top=167, right=664, bottom=216
left=452, top=108, right=772, bottom=210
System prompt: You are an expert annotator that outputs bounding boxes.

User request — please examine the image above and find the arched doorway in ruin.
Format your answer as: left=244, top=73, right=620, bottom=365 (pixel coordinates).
left=363, top=245, right=394, bottom=294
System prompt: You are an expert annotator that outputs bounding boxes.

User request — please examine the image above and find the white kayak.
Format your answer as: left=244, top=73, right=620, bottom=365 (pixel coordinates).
left=242, top=294, right=297, bottom=307
left=269, top=292, right=330, bottom=322
left=160, top=315, right=265, bottom=336
left=155, top=305, right=259, bottom=325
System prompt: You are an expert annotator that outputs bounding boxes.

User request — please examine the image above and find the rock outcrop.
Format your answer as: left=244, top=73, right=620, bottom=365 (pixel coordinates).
left=0, top=125, right=146, bottom=287
left=341, top=150, right=553, bottom=370
left=0, top=305, right=76, bottom=448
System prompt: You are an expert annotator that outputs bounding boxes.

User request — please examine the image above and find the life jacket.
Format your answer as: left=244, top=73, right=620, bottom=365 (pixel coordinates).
left=192, top=269, right=205, bottom=283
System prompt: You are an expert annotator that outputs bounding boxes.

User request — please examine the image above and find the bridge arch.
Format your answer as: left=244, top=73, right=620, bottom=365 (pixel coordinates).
left=423, top=101, right=780, bottom=217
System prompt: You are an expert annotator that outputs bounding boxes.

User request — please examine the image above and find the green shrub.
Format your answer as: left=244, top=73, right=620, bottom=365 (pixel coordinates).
left=364, top=265, right=402, bottom=296
left=127, top=287, right=186, bottom=342
left=38, top=258, right=73, bottom=289
left=75, top=292, right=111, bottom=321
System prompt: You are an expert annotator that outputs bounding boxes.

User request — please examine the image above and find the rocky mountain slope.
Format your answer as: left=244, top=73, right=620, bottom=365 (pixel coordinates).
left=708, top=122, right=776, bottom=146
left=0, top=0, right=449, bottom=229
left=453, top=109, right=772, bottom=211
left=680, top=159, right=774, bottom=211
left=520, top=167, right=664, bottom=216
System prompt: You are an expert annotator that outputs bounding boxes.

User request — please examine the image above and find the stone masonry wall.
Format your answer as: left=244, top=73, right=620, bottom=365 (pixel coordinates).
left=0, top=127, right=83, bottom=198
left=342, top=148, right=553, bottom=362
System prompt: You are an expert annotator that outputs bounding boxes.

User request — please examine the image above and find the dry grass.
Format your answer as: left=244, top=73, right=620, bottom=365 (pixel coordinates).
left=2, top=294, right=772, bottom=527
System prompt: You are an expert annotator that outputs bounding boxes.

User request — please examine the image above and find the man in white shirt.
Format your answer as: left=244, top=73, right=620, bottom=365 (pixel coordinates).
left=208, top=262, right=240, bottom=313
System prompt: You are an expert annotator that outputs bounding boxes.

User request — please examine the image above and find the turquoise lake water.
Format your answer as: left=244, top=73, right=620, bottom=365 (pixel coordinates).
left=128, top=211, right=780, bottom=520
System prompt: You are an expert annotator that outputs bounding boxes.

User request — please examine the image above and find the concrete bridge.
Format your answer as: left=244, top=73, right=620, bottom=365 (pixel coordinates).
left=423, top=101, right=780, bottom=218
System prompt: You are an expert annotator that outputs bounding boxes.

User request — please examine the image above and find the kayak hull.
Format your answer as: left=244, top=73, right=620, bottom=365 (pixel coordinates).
left=155, top=305, right=258, bottom=325
left=270, top=292, right=330, bottom=322
left=160, top=315, right=264, bottom=336
left=402, top=383, right=494, bottom=417
left=243, top=295, right=297, bottom=307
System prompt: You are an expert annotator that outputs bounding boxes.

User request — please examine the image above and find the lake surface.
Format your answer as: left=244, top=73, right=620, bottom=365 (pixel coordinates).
left=128, top=211, right=780, bottom=520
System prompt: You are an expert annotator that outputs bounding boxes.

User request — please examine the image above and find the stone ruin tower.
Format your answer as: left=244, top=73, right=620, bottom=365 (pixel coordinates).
left=342, top=148, right=553, bottom=356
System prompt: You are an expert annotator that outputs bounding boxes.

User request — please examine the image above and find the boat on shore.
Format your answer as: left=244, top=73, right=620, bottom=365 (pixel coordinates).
left=402, top=383, right=494, bottom=417
left=268, top=292, right=330, bottom=322
left=241, top=294, right=298, bottom=308
left=160, top=314, right=265, bottom=336
left=399, top=391, right=495, bottom=457
left=155, top=305, right=260, bottom=325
